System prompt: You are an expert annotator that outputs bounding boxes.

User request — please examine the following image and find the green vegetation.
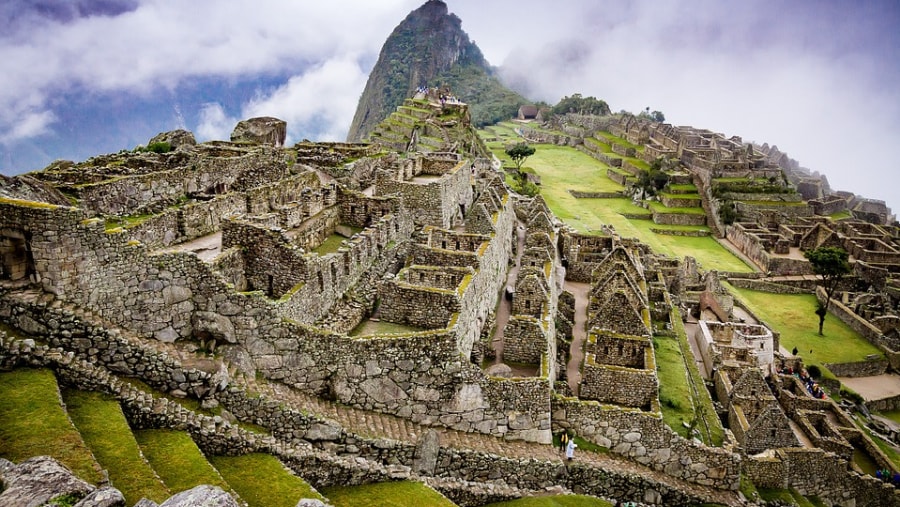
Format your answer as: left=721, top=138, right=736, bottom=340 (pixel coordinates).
left=670, top=307, right=725, bottom=445
left=209, top=454, right=323, bottom=507
left=482, top=495, right=614, bottom=507
left=506, top=143, right=536, bottom=172
left=758, top=488, right=827, bottom=507
left=654, top=333, right=695, bottom=438
left=146, top=142, right=173, bottom=154
left=321, top=481, right=456, bottom=507
left=63, top=389, right=170, bottom=504
left=804, top=246, right=851, bottom=336
left=550, top=94, right=610, bottom=117
left=480, top=141, right=752, bottom=272
left=728, top=286, right=882, bottom=370
left=0, top=368, right=103, bottom=484
left=134, top=429, right=230, bottom=494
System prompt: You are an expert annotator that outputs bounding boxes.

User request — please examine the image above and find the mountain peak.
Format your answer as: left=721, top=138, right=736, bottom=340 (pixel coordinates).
left=346, top=0, right=521, bottom=142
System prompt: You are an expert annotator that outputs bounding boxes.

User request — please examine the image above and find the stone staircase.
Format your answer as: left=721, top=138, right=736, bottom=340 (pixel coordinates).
left=0, top=286, right=743, bottom=506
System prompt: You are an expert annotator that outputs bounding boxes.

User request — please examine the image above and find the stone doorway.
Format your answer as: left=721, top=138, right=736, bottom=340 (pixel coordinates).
left=0, top=228, right=35, bottom=283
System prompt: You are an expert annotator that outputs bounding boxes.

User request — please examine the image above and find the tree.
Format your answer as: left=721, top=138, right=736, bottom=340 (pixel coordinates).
left=505, top=143, right=536, bottom=173
left=804, top=246, right=851, bottom=335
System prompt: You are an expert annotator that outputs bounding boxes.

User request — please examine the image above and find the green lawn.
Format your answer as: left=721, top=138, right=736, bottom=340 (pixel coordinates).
left=210, top=454, right=323, bottom=507
left=135, top=429, right=231, bottom=495
left=728, top=286, right=883, bottom=368
left=654, top=334, right=695, bottom=439
left=664, top=307, right=726, bottom=446
left=482, top=495, right=614, bottom=507
left=492, top=144, right=753, bottom=273
left=321, top=481, right=456, bottom=507
left=63, top=390, right=171, bottom=504
left=596, top=131, right=644, bottom=152
left=0, top=369, right=103, bottom=484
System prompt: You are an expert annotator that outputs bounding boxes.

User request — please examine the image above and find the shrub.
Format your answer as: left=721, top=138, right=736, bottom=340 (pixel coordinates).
left=146, top=142, right=173, bottom=154
left=807, top=364, right=821, bottom=379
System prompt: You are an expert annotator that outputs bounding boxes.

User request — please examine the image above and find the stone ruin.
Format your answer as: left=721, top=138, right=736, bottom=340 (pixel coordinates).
left=3, top=95, right=900, bottom=506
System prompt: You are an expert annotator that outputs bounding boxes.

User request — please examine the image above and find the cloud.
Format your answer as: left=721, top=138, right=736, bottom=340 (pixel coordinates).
left=0, top=0, right=419, bottom=144
left=2, top=0, right=898, bottom=210
left=242, top=58, right=369, bottom=143
left=449, top=0, right=900, bottom=210
left=196, top=103, right=236, bottom=142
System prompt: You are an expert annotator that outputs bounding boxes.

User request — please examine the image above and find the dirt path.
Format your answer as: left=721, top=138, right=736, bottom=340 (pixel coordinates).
left=489, top=221, right=526, bottom=362
left=564, top=280, right=590, bottom=394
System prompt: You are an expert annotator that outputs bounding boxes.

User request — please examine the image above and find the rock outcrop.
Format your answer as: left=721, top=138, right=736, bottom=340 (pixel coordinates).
left=231, top=117, right=287, bottom=147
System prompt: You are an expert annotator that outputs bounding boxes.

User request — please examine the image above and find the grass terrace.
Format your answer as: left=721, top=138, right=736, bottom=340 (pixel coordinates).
left=63, top=389, right=171, bottom=504
left=210, top=453, right=324, bottom=507
left=135, top=429, right=231, bottom=494
left=321, top=481, right=456, bottom=507
left=481, top=140, right=752, bottom=273
left=0, top=368, right=103, bottom=484
left=596, top=131, right=644, bottom=152
left=727, top=286, right=883, bottom=377
left=350, top=319, right=425, bottom=336
left=646, top=201, right=706, bottom=214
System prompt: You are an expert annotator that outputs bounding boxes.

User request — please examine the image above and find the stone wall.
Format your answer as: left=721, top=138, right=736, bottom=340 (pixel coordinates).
left=552, top=397, right=741, bottom=490
left=743, top=449, right=900, bottom=507
left=824, top=359, right=889, bottom=377
left=817, top=286, right=900, bottom=370
left=377, top=275, right=461, bottom=329
left=502, top=316, right=547, bottom=364
left=652, top=212, right=707, bottom=227
left=222, top=220, right=307, bottom=298
left=375, top=158, right=473, bottom=229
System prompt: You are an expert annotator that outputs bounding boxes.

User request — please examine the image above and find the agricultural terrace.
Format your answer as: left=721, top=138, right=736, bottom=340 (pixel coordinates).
left=727, top=285, right=884, bottom=377
left=479, top=130, right=753, bottom=273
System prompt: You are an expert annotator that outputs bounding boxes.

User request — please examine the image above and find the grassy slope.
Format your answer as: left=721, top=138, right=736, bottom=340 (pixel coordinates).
left=209, top=453, right=323, bottom=507
left=63, top=389, right=171, bottom=504
left=134, top=429, right=231, bottom=495
left=321, top=481, right=457, bottom=507
left=654, top=333, right=696, bottom=439
left=0, top=368, right=103, bottom=484
left=481, top=136, right=752, bottom=273
left=728, top=286, right=883, bottom=367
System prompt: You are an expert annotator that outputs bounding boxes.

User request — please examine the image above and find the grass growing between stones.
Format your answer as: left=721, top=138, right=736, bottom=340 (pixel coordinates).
left=321, top=480, right=456, bottom=507
left=134, top=429, right=231, bottom=495
left=0, top=368, right=103, bottom=484
left=654, top=334, right=695, bottom=440
left=62, top=389, right=170, bottom=504
left=670, top=308, right=725, bottom=446
left=481, top=495, right=614, bottom=507
left=209, top=453, right=323, bottom=507
left=728, top=286, right=883, bottom=368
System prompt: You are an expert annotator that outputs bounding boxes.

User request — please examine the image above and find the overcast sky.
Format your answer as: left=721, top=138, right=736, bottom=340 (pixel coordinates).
left=1, top=0, right=898, bottom=211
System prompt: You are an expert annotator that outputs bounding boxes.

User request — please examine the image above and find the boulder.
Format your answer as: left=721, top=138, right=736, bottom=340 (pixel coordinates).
left=483, top=363, right=513, bottom=378
left=73, top=486, right=126, bottom=507
left=148, top=129, right=196, bottom=150
left=0, top=456, right=94, bottom=507
left=159, top=485, right=239, bottom=507
left=231, top=117, right=287, bottom=146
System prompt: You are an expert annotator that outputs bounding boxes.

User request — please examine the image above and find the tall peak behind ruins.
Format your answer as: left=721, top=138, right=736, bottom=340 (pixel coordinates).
left=346, top=0, right=528, bottom=142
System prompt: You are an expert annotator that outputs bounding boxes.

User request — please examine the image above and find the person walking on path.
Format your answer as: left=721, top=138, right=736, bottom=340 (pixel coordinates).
left=559, top=431, right=569, bottom=452
left=565, top=437, right=577, bottom=461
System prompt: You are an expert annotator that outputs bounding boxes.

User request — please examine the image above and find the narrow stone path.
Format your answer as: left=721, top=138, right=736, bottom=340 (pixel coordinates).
left=489, top=220, right=526, bottom=363
left=563, top=280, right=590, bottom=394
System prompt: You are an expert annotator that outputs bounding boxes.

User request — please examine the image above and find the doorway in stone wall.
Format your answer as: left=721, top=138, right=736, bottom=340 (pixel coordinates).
left=0, top=229, right=35, bottom=285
